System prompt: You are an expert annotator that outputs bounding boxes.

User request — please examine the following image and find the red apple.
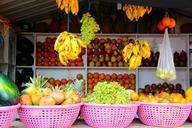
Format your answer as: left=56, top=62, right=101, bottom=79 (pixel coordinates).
left=93, top=49, right=100, bottom=56
left=88, top=56, right=93, bottom=62
left=88, top=49, right=93, bottom=55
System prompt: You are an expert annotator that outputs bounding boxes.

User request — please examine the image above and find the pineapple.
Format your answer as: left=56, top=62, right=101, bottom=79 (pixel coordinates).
left=22, top=75, right=48, bottom=105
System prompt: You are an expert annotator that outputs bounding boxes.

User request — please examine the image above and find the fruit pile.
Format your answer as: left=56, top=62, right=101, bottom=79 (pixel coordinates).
left=47, top=74, right=84, bottom=86
left=142, top=50, right=187, bottom=67
left=36, top=37, right=85, bottom=66
left=20, top=75, right=81, bottom=106
left=138, top=82, right=184, bottom=96
left=88, top=37, right=129, bottom=67
left=83, top=81, right=133, bottom=104
left=87, top=72, right=136, bottom=93
left=138, top=92, right=189, bottom=104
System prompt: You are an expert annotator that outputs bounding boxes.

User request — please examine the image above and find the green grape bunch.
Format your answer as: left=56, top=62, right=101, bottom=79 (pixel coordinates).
left=83, top=81, right=133, bottom=104
left=80, top=12, right=100, bottom=45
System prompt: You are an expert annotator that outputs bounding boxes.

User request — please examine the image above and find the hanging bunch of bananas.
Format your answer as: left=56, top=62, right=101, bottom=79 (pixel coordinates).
left=123, top=39, right=151, bottom=70
left=55, top=0, right=79, bottom=15
left=123, top=4, right=152, bottom=21
left=54, top=31, right=86, bottom=65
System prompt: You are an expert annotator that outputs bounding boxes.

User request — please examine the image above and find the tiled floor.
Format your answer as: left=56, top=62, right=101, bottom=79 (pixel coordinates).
left=10, top=119, right=192, bottom=128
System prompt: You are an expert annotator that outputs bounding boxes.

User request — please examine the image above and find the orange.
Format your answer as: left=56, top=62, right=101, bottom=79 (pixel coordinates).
left=87, top=73, right=93, bottom=79
left=93, top=72, right=99, bottom=79
left=87, top=79, right=93, bottom=84
left=99, top=73, right=105, bottom=80
left=158, top=92, right=169, bottom=99
left=105, top=74, right=111, bottom=81
left=111, top=73, right=117, bottom=79
left=93, top=79, right=99, bottom=84
left=117, top=74, right=123, bottom=80
left=162, top=17, right=171, bottom=27
left=123, top=73, right=129, bottom=79
left=168, top=18, right=176, bottom=28
left=131, top=92, right=139, bottom=101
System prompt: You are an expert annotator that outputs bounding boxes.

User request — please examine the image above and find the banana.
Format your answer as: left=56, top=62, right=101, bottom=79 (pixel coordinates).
left=56, top=0, right=63, bottom=7
left=123, top=38, right=151, bottom=70
left=54, top=31, right=67, bottom=51
left=71, top=37, right=81, bottom=57
left=76, top=38, right=86, bottom=48
left=74, top=0, right=79, bottom=15
left=54, top=31, right=86, bottom=65
left=129, top=55, right=137, bottom=70
left=59, top=51, right=68, bottom=65
left=123, top=4, right=152, bottom=21
left=58, top=36, right=71, bottom=53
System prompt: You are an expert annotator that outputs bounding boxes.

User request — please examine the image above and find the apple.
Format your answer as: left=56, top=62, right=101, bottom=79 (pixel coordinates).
left=113, top=51, right=118, bottom=56
left=111, top=56, right=116, bottom=62
left=102, top=62, right=107, bottom=67
left=100, top=44, right=105, bottom=50
left=118, top=62, right=123, bottom=67
left=112, top=44, right=117, bottom=51
left=99, top=55, right=105, bottom=62
left=92, top=56, right=98, bottom=62
left=108, top=62, right=112, bottom=67
left=89, top=61, right=95, bottom=67
left=105, top=44, right=111, bottom=50
left=106, top=38, right=112, bottom=43
left=112, top=62, right=117, bottom=67
left=93, top=49, right=100, bottom=56
left=106, top=49, right=111, bottom=54
left=94, top=38, right=99, bottom=44
left=88, top=44, right=93, bottom=49
left=117, top=55, right=123, bottom=62
left=88, top=56, right=93, bottom=62
left=61, top=78, right=67, bottom=85
left=94, top=44, right=99, bottom=49
left=105, top=55, right=110, bottom=62
left=100, top=38, right=106, bottom=43
left=111, top=39, right=117, bottom=44
left=95, top=61, right=101, bottom=67
left=81, top=48, right=86, bottom=55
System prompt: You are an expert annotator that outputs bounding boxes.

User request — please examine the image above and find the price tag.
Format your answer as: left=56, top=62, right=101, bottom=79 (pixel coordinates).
left=117, top=3, right=122, bottom=10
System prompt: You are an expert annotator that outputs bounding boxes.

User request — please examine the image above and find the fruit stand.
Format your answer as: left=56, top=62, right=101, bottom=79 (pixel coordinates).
left=0, top=0, right=192, bottom=128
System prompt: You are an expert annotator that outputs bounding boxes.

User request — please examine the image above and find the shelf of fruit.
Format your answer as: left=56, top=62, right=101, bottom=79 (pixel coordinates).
left=15, top=33, right=190, bottom=94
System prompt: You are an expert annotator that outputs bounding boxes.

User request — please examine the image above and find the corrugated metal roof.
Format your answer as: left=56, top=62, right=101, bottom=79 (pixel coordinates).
left=0, top=0, right=67, bottom=22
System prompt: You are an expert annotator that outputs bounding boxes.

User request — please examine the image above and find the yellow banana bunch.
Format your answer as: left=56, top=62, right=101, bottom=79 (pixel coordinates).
left=123, top=4, right=152, bottom=21
left=55, top=0, right=79, bottom=15
left=123, top=39, right=151, bottom=70
left=54, top=31, right=86, bottom=65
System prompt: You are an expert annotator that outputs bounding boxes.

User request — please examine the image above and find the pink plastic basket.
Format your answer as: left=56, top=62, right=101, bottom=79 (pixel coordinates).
left=81, top=103, right=139, bottom=128
left=137, top=102, right=192, bottom=127
left=18, top=103, right=82, bottom=128
left=189, top=110, right=192, bottom=121
left=0, top=104, right=20, bottom=128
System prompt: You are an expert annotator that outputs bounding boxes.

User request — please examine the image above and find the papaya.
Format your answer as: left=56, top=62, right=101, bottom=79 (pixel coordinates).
left=0, top=73, right=20, bottom=106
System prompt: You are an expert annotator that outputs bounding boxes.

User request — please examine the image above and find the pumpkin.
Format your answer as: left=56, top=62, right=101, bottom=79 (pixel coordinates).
left=162, top=17, right=171, bottom=27
left=157, top=21, right=165, bottom=31
left=168, top=18, right=176, bottom=28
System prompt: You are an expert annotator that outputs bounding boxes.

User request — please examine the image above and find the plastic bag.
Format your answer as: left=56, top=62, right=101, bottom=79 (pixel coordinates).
left=156, top=28, right=176, bottom=81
